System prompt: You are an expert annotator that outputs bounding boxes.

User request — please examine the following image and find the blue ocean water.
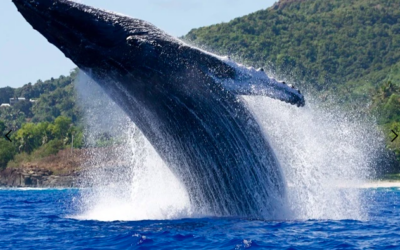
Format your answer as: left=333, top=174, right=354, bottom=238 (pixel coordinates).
left=0, top=188, right=399, bottom=250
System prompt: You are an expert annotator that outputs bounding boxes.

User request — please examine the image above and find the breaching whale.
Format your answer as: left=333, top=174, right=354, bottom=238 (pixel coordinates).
left=13, top=0, right=305, bottom=218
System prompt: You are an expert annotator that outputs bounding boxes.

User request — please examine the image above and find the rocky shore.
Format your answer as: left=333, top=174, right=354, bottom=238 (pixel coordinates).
left=0, top=148, right=85, bottom=188
left=0, top=166, right=78, bottom=188
left=0, top=146, right=128, bottom=188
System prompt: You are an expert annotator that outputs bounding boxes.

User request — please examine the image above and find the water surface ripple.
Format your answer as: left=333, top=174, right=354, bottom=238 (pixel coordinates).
left=0, top=188, right=399, bottom=249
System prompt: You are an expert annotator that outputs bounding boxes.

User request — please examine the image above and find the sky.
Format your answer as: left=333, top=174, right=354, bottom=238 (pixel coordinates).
left=0, top=0, right=277, bottom=88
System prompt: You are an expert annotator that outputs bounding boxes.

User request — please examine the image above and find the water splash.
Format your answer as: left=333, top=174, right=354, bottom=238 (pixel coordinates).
left=244, top=95, right=382, bottom=220
left=72, top=73, right=192, bottom=221
left=72, top=72, right=382, bottom=221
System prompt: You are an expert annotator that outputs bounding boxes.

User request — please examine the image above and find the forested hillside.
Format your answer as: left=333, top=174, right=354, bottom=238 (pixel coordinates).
left=185, top=0, right=400, bottom=160
left=0, top=70, right=84, bottom=169
left=186, top=0, right=400, bottom=93
left=0, top=69, right=81, bottom=128
left=0, top=69, right=124, bottom=170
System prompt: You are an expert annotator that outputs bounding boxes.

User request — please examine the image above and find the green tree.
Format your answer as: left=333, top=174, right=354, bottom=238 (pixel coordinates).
left=12, top=100, right=33, bottom=118
left=0, top=120, right=5, bottom=134
left=15, top=123, right=41, bottom=153
left=49, top=116, right=72, bottom=139
left=0, top=139, right=16, bottom=169
left=0, top=87, right=14, bottom=104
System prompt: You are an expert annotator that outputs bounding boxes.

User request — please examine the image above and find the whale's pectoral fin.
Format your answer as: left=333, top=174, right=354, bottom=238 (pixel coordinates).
left=222, top=77, right=305, bottom=107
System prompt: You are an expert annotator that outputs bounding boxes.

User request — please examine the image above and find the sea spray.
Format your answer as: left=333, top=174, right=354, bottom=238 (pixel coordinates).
left=73, top=72, right=192, bottom=221
left=245, top=95, right=383, bottom=220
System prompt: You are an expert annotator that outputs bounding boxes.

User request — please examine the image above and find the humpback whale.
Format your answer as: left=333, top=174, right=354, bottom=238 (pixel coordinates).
left=13, top=0, right=305, bottom=218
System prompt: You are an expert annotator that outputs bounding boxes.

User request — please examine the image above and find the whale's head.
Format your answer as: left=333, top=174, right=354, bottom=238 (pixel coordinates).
left=13, top=0, right=305, bottom=107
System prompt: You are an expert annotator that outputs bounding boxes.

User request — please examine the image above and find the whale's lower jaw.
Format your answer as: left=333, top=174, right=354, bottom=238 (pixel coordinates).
left=13, top=0, right=305, bottom=218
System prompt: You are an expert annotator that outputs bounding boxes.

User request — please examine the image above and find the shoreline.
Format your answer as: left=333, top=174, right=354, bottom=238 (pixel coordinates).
left=0, top=187, right=79, bottom=190
left=0, top=166, right=79, bottom=188
left=2, top=180, right=400, bottom=189
left=359, top=181, right=400, bottom=188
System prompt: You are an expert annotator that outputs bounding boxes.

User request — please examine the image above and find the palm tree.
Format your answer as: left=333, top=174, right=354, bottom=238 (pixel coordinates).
left=372, top=81, right=400, bottom=105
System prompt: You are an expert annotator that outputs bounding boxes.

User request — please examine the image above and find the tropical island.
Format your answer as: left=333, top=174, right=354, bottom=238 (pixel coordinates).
left=1, top=0, right=400, bottom=186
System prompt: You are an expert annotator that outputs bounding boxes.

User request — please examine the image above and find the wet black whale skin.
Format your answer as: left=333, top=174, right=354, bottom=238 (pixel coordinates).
left=13, top=0, right=305, bottom=218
